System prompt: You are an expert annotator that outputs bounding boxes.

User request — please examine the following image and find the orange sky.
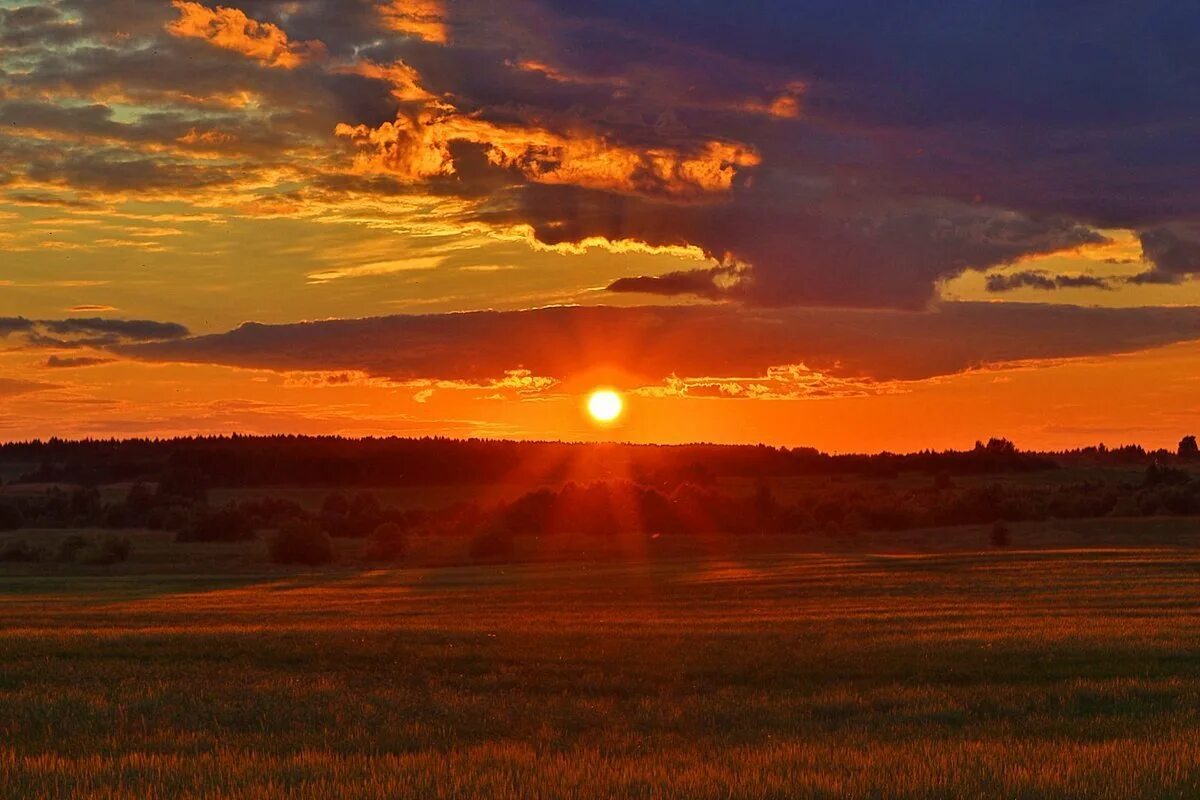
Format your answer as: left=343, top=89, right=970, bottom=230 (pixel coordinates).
left=3, top=0, right=1200, bottom=451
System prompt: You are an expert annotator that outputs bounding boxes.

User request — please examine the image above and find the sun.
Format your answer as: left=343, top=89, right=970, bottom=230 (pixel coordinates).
left=586, top=389, right=624, bottom=424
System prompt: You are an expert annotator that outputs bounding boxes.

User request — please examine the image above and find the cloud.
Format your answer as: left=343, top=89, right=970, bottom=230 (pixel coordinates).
left=0, top=378, right=56, bottom=398
left=334, top=107, right=761, bottom=201
left=44, top=356, right=116, bottom=369
left=0, top=318, right=36, bottom=337
left=495, top=185, right=1105, bottom=308
left=985, top=271, right=1114, bottom=293
left=116, top=302, right=1200, bottom=386
left=167, top=1, right=326, bottom=69
left=1138, top=224, right=1200, bottom=284
left=306, top=256, right=445, bottom=284
left=607, top=265, right=747, bottom=301
left=378, top=0, right=448, bottom=44
left=8, top=0, right=1200, bottom=309
left=41, top=318, right=189, bottom=341
left=0, top=318, right=189, bottom=353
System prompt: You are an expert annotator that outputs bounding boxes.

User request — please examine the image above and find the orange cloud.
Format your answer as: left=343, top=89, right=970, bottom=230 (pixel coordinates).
left=335, top=52, right=758, bottom=200
left=340, top=60, right=434, bottom=103
left=336, top=107, right=760, bottom=200
left=167, top=1, right=326, bottom=69
left=177, top=128, right=236, bottom=148
left=510, top=59, right=628, bottom=89
left=378, top=0, right=447, bottom=44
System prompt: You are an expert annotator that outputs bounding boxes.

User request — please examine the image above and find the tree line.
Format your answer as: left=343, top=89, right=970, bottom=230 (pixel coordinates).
left=1, top=435, right=1059, bottom=490
left=3, top=453, right=1200, bottom=567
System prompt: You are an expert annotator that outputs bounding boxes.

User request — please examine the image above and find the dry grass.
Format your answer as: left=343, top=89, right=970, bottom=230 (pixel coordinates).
left=4, top=521, right=1200, bottom=797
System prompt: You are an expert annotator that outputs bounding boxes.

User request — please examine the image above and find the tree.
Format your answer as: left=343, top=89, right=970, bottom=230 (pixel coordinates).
left=80, top=535, right=132, bottom=566
left=0, top=503, right=23, bottom=532
left=469, top=529, right=516, bottom=563
left=270, top=520, right=333, bottom=566
left=177, top=506, right=255, bottom=542
left=984, top=438, right=1018, bottom=455
left=1179, top=436, right=1199, bottom=459
left=56, top=534, right=89, bottom=563
left=0, top=538, right=41, bottom=562
left=365, top=522, right=408, bottom=562
left=1145, top=461, right=1189, bottom=487
left=321, top=493, right=350, bottom=516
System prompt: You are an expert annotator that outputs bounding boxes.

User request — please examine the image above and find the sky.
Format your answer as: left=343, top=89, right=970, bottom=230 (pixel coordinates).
left=2, top=0, right=1200, bottom=452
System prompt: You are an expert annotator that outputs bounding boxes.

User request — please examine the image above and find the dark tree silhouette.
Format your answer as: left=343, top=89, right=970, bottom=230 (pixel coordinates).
left=270, top=521, right=333, bottom=566
left=365, top=522, right=408, bottom=562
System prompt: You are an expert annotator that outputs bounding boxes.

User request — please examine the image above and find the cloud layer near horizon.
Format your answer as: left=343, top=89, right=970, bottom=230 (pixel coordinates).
left=5, top=0, right=1200, bottom=308
left=116, top=302, right=1200, bottom=387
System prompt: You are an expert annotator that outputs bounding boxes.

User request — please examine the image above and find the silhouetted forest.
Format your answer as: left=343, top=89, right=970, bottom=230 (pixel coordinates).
left=1, top=435, right=1059, bottom=489
left=3, top=456, right=1200, bottom=566
left=1, top=434, right=1200, bottom=566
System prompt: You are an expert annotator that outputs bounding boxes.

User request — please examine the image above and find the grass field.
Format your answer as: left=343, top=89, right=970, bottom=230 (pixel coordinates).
left=4, top=519, right=1200, bottom=798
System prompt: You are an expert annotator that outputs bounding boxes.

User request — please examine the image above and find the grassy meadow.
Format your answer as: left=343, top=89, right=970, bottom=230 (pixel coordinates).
left=3, top=518, right=1200, bottom=797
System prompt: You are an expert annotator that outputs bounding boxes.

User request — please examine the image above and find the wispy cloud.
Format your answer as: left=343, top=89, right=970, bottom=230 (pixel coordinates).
left=306, top=256, right=446, bottom=284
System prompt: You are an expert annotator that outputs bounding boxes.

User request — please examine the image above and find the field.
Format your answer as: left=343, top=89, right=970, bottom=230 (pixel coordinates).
left=2, top=518, right=1200, bottom=798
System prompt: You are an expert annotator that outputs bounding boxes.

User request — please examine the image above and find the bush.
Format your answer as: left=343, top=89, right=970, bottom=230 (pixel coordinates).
left=0, top=503, right=23, bottom=532
left=1145, top=462, right=1190, bottom=487
left=56, top=534, right=89, bottom=563
left=469, top=530, right=516, bottom=563
left=177, top=506, right=255, bottom=543
left=989, top=521, right=1011, bottom=548
left=79, top=535, right=132, bottom=566
left=270, top=521, right=333, bottom=566
left=321, top=493, right=350, bottom=516
left=365, top=522, right=408, bottom=562
left=0, top=538, right=41, bottom=563
left=101, top=504, right=127, bottom=529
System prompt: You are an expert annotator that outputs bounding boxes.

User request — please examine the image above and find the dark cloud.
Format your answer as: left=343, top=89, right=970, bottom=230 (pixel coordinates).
left=0, top=5, right=78, bottom=48
left=9, top=0, right=1200, bottom=308
left=488, top=183, right=1104, bottom=308
left=1139, top=224, right=1200, bottom=279
left=41, top=318, right=189, bottom=341
left=0, top=318, right=36, bottom=336
left=607, top=266, right=743, bottom=301
left=432, top=0, right=1200, bottom=303
left=985, top=271, right=1114, bottom=293
left=116, top=303, right=1200, bottom=385
left=25, top=150, right=242, bottom=195
left=0, top=318, right=189, bottom=353
left=44, top=356, right=116, bottom=369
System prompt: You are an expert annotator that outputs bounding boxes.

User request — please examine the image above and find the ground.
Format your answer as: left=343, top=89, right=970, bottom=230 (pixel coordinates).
left=4, top=518, right=1200, bottom=798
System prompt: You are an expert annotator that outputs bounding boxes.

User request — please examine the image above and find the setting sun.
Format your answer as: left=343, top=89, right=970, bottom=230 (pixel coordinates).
left=587, top=389, right=624, bottom=423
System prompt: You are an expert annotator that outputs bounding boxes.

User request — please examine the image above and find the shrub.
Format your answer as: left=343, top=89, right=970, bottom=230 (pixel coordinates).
left=469, top=530, right=516, bottom=563
left=989, top=521, right=1011, bottom=548
left=365, top=522, right=408, bottom=562
left=56, top=534, right=89, bottom=563
left=270, top=521, right=333, bottom=566
left=0, top=538, right=41, bottom=563
left=1145, top=461, right=1190, bottom=487
left=932, top=472, right=955, bottom=491
left=101, top=504, right=127, bottom=529
left=177, top=506, right=255, bottom=543
left=80, top=535, right=132, bottom=566
left=321, top=493, right=350, bottom=517
left=236, top=497, right=306, bottom=530
left=0, top=503, right=23, bottom=532
left=349, top=492, right=380, bottom=518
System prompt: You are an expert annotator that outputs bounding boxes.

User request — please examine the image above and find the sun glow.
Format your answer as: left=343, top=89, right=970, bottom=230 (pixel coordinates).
left=587, top=389, right=624, bottom=424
